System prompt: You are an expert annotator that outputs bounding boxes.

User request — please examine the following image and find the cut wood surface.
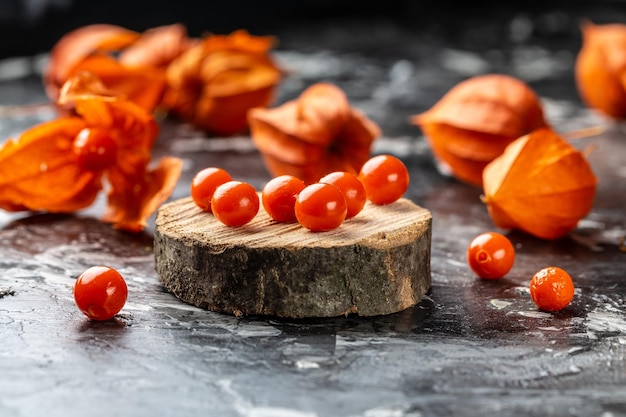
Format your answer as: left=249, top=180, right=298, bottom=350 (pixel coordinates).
left=154, top=196, right=432, bottom=318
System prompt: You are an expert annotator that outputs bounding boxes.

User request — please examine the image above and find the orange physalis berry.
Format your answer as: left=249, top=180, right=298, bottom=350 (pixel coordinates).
left=529, top=266, right=575, bottom=312
left=319, top=171, right=366, bottom=219
left=295, top=183, right=347, bottom=232
left=73, top=127, right=118, bottom=171
left=190, top=167, right=232, bottom=212
left=358, top=154, right=409, bottom=205
left=73, top=266, right=128, bottom=321
left=261, top=175, right=306, bottom=223
left=211, top=181, right=260, bottom=227
left=249, top=83, right=380, bottom=185
left=466, top=232, right=515, bottom=279
left=482, top=127, right=596, bottom=240
left=575, top=21, right=626, bottom=119
left=411, top=74, right=548, bottom=187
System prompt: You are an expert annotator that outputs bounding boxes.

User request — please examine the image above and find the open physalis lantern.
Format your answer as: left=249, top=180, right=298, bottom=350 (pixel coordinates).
left=411, top=74, right=548, bottom=187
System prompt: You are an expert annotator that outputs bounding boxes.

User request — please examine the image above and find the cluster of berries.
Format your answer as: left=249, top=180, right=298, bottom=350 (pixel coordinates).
left=68, top=154, right=410, bottom=322
left=190, top=154, right=410, bottom=232
left=467, top=232, right=575, bottom=312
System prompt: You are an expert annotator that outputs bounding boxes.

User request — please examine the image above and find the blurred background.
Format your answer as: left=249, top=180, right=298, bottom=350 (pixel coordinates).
left=1, top=0, right=626, bottom=59
left=1, top=0, right=626, bottom=135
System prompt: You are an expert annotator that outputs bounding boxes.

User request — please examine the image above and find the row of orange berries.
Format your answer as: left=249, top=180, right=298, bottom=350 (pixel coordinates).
left=467, top=232, right=575, bottom=312
left=190, top=154, right=410, bottom=232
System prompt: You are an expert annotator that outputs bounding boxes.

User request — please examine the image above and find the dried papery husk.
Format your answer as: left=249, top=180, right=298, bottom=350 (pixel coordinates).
left=482, top=127, right=597, bottom=240
left=44, top=23, right=196, bottom=114
left=44, top=24, right=140, bottom=103
left=0, top=71, right=182, bottom=232
left=411, top=74, right=548, bottom=187
left=575, top=21, right=626, bottom=119
left=119, top=23, right=194, bottom=69
left=248, top=83, right=380, bottom=184
left=62, top=56, right=166, bottom=112
left=163, top=30, right=283, bottom=136
left=0, top=116, right=100, bottom=213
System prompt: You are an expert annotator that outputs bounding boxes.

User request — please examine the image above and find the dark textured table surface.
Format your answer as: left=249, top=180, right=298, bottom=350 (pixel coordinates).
left=0, top=4, right=625, bottom=417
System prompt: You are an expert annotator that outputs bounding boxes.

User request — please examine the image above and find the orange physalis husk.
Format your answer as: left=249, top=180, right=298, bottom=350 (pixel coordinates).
left=575, top=21, right=626, bottom=119
left=118, top=23, right=195, bottom=70
left=0, top=117, right=101, bottom=212
left=44, top=24, right=139, bottom=98
left=411, top=74, right=548, bottom=187
left=482, top=127, right=597, bottom=240
left=63, top=55, right=167, bottom=113
left=248, top=82, right=380, bottom=184
left=0, top=71, right=182, bottom=232
left=44, top=23, right=167, bottom=112
left=101, top=156, right=183, bottom=232
left=163, top=29, right=283, bottom=136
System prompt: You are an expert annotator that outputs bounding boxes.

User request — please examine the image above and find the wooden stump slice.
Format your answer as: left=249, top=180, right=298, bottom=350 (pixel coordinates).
left=154, top=196, right=432, bottom=318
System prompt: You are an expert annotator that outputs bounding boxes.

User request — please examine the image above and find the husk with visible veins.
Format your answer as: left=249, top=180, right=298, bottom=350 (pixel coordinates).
left=482, top=127, right=597, bottom=240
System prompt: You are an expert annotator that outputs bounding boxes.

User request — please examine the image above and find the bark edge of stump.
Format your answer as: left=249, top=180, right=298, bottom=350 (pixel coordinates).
left=154, top=196, right=432, bottom=318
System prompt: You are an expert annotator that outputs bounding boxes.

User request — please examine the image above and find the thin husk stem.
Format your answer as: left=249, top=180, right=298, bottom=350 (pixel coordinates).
left=561, top=125, right=606, bottom=141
